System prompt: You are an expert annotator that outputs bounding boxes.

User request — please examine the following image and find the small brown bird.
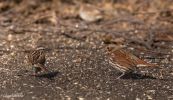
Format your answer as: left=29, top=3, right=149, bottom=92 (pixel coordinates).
left=107, top=45, right=158, bottom=79
left=28, top=47, right=48, bottom=75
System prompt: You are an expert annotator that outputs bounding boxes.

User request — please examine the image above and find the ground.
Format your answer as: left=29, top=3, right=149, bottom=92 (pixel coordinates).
left=0, top=0, right=173, bottom=100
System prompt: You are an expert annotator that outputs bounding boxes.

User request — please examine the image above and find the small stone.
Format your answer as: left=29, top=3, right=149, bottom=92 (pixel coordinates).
left=7, top=34, right=13, bottom=41
left=78, top=97, right=84, bottom=100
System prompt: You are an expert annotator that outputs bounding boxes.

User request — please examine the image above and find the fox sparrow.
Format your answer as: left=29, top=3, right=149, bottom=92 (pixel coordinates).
left=107, top=45, right=158, bottom=79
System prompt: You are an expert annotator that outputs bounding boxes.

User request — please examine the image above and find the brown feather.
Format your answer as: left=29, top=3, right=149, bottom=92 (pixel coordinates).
left=107, top=47, right=158, bottom=73
left=28, top=49, right=45, bottom=65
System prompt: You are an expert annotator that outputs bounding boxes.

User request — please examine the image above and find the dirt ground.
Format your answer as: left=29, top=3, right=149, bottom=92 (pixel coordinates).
left=0, top=0, right=173, bottom=100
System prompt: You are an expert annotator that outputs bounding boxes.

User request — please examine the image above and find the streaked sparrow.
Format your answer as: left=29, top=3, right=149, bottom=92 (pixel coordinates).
left=28, top=47, right=48, bottom=75
left=107, top=45, right=158, bottom=79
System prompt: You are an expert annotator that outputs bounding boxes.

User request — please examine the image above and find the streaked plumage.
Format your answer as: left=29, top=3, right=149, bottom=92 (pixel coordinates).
left=28, top=49, right=45, bottom=65
left=28, top=48, right=48, bottom=75
left=107, top=45, right=158, bottom=79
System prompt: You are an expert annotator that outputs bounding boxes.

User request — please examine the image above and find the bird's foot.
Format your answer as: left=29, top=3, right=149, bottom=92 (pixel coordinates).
left=116, top=72, right=125, bottom=79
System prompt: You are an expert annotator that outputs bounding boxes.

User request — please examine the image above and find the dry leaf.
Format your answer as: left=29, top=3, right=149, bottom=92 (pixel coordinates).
left=79, top=4, right=103, bottom=22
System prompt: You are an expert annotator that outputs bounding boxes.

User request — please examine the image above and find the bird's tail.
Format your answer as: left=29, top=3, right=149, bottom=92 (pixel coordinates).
left=135, top=59, right=158, bottom=67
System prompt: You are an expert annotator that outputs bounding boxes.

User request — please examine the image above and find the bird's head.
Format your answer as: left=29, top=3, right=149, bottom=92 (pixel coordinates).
left=106, top=44, right=123, bottom=52
left=35, top=47, right=46, bottom=53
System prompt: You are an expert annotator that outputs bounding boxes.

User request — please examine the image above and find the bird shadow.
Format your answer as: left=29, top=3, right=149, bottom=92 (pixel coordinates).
left=120, top=73, right=157, bottom=80
left=17, top=69, right=60, bottom=79
left=35, top=70, right=60, bottom=79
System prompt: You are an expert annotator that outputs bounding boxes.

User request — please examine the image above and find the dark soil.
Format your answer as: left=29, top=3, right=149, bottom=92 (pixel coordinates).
left=0, top=0, right=173, bottom=100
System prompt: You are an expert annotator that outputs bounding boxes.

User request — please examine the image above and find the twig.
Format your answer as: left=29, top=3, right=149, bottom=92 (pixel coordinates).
left=100, top=17, right=145, bottom=26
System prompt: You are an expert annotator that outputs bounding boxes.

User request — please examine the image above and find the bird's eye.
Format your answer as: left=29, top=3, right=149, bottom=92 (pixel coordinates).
left=107, top=46, right=114, bottom=51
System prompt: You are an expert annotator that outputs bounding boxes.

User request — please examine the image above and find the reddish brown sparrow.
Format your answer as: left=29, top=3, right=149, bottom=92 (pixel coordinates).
left=28, top=47, right=48, bottom=75
left=107, top=45, right=158, bottom=79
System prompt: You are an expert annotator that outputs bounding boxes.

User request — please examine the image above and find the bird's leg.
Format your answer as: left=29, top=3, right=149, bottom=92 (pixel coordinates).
left=38, top=64, right=49, bottom=72
left=31, top=67, right=37, bottom=76
left=31, top=67, right=41, bottom=76
left=116, top=72, right=125, bottom=79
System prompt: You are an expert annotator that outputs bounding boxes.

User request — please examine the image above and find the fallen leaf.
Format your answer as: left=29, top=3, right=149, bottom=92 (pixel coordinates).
left=79, top=4, right=103, bottom=22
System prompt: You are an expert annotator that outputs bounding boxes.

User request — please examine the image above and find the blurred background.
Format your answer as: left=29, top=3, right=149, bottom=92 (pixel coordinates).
left=0, top=0, right=173, bottom=99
